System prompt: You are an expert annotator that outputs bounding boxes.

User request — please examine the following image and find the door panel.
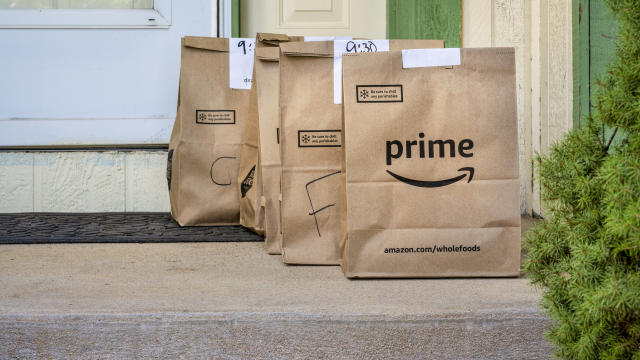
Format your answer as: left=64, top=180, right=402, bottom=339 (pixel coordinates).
left=573, top=0, right=618, bottom=129
left=387, top=0, right=461, bottom=47
left=0, top=1, right=213, bottom=146
left=240, top=0, right=385, bottom=38
left=280, top=0, right=348, bottom=28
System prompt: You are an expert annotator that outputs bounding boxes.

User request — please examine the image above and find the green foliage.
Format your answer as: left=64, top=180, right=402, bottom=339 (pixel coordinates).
left=524, top=1, right=640, bottom=358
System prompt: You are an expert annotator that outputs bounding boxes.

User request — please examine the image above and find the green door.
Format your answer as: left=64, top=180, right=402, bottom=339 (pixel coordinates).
left=573, top=0, right=619, bottom=129
left=233, top=0, right=460, bottom=45
left=387, top=0, right=461, bottom=47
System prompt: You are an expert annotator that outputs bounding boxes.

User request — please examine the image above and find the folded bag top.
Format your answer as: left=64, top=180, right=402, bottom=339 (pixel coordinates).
left=182, top=36, right=229, bottom=52
left=255, top=46, right=281, bottom=61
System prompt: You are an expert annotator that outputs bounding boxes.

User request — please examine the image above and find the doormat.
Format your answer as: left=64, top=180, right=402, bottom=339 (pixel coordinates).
left=0, top=213, right=262, bottom=244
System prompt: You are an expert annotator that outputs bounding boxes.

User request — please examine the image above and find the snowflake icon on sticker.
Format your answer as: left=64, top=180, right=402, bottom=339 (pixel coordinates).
left=360, top=89, right=369, bottom=99
left=302, top=134, right=311, bottom=144
left=198, top=113, right=207, bottom=122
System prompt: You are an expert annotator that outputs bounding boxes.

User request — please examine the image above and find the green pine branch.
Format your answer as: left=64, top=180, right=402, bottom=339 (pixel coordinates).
left=524, top=0, right=640, bottom=358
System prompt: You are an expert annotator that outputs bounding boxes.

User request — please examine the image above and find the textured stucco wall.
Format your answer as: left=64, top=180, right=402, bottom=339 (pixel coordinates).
left=0, top=151, right=169, bottom=212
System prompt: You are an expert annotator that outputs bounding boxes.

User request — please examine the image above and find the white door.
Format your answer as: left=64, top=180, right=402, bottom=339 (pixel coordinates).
left=0, top=0, right=215, bottom=147
left=240, top=0, right=386, bottom=38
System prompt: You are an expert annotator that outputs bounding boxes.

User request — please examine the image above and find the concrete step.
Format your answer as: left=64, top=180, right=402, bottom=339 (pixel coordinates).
left=0, top=220, right=550, bottom=359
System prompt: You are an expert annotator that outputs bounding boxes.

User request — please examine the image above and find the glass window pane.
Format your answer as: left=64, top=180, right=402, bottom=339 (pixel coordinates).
left=0, top=0, right=153, bottom=9
left=0, top=0, right=51, bottom=8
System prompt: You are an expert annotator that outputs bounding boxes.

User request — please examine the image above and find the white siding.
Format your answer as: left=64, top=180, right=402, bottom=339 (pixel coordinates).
left=463, top=0, right=574, bottom=216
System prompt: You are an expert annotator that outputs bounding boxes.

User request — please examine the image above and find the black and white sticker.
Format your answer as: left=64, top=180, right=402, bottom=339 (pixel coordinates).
left=298, top=130, right=342, bottom=148
left=356, top=85, right=403, bottom=103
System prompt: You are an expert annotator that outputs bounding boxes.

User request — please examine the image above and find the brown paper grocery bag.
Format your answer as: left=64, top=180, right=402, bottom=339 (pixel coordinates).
left=340, top=48, right=521, bottom=278
left=237, top=34, right=303, bottom=237
left=167, top=37, right=253, bottom=226
left=279, top=39, right=444, bottom=265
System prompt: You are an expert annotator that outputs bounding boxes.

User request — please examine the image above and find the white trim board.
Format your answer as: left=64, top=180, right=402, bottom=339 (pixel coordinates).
left=218, top=0, right=232, bottom=37
left=0, top=0, right=172, bottom=29
left=0, top=118, right=174, bottom=147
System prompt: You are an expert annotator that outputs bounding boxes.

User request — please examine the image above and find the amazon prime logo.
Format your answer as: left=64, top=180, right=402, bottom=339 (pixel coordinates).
left=385, top=133, right=474, bottom=188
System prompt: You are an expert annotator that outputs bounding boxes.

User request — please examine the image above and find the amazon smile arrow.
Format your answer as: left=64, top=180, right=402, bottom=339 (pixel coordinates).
left=386, top=167, right=474, bottom=188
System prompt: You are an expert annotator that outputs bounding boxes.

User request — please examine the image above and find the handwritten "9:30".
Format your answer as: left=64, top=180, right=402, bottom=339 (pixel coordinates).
left=345, top=40, right=379, bottom=53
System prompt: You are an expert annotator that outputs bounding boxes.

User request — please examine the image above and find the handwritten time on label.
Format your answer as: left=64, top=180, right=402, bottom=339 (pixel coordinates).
left=229, top=38, right=255, bottom=90
left=344, top=40, right=379, bottom=53
left=333, top=39, right=390, bottom=104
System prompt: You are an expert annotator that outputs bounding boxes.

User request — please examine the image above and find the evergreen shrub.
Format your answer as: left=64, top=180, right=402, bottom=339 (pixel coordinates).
left=524, top=1, right=640, bottom=358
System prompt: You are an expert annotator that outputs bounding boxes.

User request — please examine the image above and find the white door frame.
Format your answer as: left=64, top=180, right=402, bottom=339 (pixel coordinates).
left=218, top=0, right=232, bottom=37
left=0, top=0, right=172, bottom=29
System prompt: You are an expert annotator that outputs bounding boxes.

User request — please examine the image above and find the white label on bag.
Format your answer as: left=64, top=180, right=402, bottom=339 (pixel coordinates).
left=304, top=36, right=353, bottom=41
left=401, top=48, right=461, bottom=69
left=333, top=39, right=390, bottom=104
left=229, top=38, right=255, bottom=90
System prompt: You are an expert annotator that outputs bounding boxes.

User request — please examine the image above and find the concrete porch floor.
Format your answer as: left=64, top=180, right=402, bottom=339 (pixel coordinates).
left=0, top=216, right=551, bottom=359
